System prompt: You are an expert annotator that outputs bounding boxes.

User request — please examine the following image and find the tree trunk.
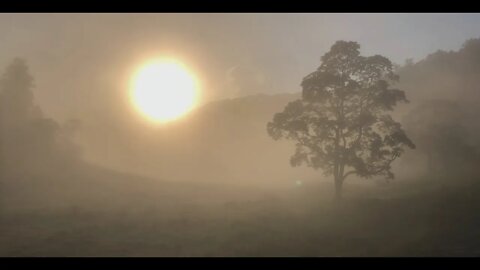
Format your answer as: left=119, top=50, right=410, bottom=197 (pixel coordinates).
left=334, top=176, right=343, bottom=201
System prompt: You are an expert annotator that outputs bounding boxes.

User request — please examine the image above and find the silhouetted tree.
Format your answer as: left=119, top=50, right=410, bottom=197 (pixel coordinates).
left=0, top=58, right=40, bottom=126
left=0, top=58, right=83, bottom=215
left=0, top=58, right=36, bottom=212
left=267, top=41, right=415, bottom=200
left=0, top=58, right=80, bottom=177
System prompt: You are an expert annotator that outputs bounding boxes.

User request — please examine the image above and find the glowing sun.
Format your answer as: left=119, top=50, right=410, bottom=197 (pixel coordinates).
left=131, top=59, right=199, bottom=123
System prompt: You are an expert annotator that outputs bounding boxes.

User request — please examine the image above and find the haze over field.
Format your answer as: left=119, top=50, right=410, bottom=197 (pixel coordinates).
left=2, top=13, right=480, bottom=256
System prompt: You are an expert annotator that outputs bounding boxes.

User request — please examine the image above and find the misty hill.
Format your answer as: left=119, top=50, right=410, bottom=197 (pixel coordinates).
left=399, top=38, right=480, bottom=105
left=398, top=39, right=480, bottom=132
left=1, top=160, right=273, bottom=214
left=74, top=38, right=480, bottom=188
left=393, top=38, right=480, bottom=178
left=73, top=38, right=480, bottom=188
left=77, top=92, right=321, bottom=187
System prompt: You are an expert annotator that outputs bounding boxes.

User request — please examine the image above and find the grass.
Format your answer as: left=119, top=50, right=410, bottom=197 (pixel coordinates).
left=1, top=167, right=480, bottom=256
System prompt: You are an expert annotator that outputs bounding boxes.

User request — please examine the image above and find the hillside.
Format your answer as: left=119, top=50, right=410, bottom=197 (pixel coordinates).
left=75, top=92, right=321, bottom=187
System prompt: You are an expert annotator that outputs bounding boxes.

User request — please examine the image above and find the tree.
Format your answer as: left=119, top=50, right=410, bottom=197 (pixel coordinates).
left=0, top=57, right=37, bottom=213
left=0, top=58, right=39, bottom=126
left=0, top=58, right=77, bottom=176
left=267, top=41, right=415, bottom=200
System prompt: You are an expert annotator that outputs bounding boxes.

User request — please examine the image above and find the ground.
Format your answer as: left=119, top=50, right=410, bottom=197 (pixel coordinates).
left=1, top=166, right=480, bottom=256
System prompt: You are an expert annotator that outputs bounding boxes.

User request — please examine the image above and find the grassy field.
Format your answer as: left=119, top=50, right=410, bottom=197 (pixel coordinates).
left=1, top=165, right=480, bottom=256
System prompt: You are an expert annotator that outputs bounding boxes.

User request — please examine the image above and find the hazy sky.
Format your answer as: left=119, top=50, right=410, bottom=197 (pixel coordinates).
left=0, top=13, right=479, bottom=122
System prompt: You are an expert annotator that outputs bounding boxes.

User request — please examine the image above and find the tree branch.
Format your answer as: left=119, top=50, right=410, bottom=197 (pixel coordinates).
left=343, top=170, right=357, bottom=180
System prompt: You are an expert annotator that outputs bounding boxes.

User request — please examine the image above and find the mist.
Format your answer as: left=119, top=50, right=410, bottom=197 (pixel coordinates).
left=2, top=13, right=480, bottom=256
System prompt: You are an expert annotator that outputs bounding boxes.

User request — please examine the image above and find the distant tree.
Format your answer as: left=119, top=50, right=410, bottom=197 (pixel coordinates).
left=403, top=99, right=479, bottom=178
left=267, top=41, right=415, bottom=200
left=0, top=58, right=37, bottom=211
left=0, top=58, right=38, bottom=173
left=0, top=58, right=39, bottom=126
left=0, top=58, right=78, bottom=175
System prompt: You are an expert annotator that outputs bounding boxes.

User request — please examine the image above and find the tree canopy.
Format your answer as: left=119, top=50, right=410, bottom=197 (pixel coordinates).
left=267, top=41, right=415, bottom=199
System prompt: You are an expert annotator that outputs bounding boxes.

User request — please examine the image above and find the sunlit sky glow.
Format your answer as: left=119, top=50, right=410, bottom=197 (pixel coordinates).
left=0, top=13, right=480, bottom=122
left=131, top=59, right=199, bottom=123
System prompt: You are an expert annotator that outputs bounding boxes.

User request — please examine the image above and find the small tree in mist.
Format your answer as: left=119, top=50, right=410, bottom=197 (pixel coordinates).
left=0, top=58, right=41, bottom=174
left=0, top=58, right=37, bottom=209
left=0, top=58, right=79, bottom=177
left=267, top=41, right=415, bottom=200
left=0, top=58, right=39, bottom=125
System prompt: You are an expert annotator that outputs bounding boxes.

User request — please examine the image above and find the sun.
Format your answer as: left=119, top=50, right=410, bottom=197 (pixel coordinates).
left=131, top=59, right=199, bottom=123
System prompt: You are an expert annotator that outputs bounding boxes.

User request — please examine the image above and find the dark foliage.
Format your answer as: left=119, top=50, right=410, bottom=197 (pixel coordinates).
left=268, top=41, right=415, bottom=199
